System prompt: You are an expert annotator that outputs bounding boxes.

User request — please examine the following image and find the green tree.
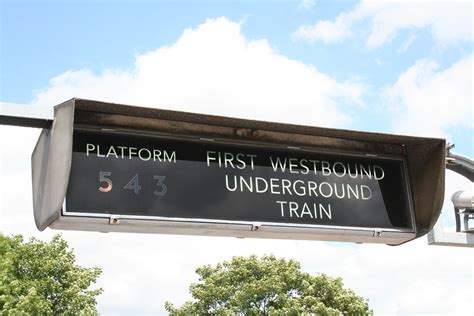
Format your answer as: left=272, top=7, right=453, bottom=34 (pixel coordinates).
left=166, top=255, right=372, bottom=316
left=0, top=234, right=103, bottom=315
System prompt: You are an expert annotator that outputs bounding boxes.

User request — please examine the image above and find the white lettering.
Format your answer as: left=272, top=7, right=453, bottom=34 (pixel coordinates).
left=333, top=162, right=346, bottom=177
left=361, top=185, right=372, bottom=200
left=128, top=147, right=137, bottom=159
left=360, top=164, right=372, bottom=179
left=308, top=181, right=318, bottom=197
left=138, top=148, right=150, bottom=161
left=153, top=149, right=162, bottom=162
left=86, top=143, right=95, bottom=156
left=373, top=165, right=385, bottom=180
left=248, top=154, right=257, bottom=170
left=255, top=177, right=268, bottom=193
left=299, top=159, right=310, bottom=174
left=107, top=146, right=118, bottom=159
left=225, top=175, right=237, bottom=191
left=118, top=146, right=127, bottom=159
left=96, top=145, right=105, bottom=158
left=321, top=161, right=331, bottom=176
left=235, top=153, right=246, bottom=170
left=277, top=200, right=287, bottom=217
left=270, top=156, right=287, bottom=172
left=319, top=204, right=332, bottom=219
left=347, top=184, right=359, bottom=199
left=289, top=202, right=299, bottom=218
left=240, top=177, right=253, bottom=192
left=301, top=203, right=313, bottom=218
left=293, top=180, right=306, bottom=196
left=281, top=179, right=292, bottom=195
left=270, top=178, right=281, bottom=194
left=278, top=200, right=332, bottom=220
left=206, top=151, right=216, bottom=167
left=319, top=182, right=333, bottom=198
left=224, top=152, right=235, bottom=168
left=310, top=160, right=319, bottom=175
left=164, top=151, right=176, bottom=163
left=289, top=158, right=299, bottom=174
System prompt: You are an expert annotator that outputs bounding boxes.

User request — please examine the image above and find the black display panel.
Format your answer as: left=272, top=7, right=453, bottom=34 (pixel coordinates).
left=65, top=130, right=413, bottom=230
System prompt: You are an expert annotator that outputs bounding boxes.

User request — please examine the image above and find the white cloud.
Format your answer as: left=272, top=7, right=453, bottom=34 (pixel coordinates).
left=32, top=17, right=364, bottom=129
left=292, top=11, right=355, bottom=43
left=297, top=0, right=316, bottom=12
left=293, top=1, right=473, bottom=48
left=383, top=54, right=473, bottom=138
left=397, top=34, right=417, bottom=53
left=1, top=17, right=473, bottom=315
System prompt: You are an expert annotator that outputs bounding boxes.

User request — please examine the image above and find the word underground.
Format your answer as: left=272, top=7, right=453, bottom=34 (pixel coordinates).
left=206, top=151, right=386, bottom=221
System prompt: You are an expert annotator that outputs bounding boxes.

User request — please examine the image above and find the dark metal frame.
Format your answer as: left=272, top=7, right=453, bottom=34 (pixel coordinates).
left=31, top=98, right=447, bottom=245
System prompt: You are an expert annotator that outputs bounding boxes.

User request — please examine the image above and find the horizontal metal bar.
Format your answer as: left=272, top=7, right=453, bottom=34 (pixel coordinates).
left=51, top=214, right=416, bottom=245
left=0, top=102, right=53, bottom=129
left=74, top=110, right=407, bottom=156
left=0, top=115, right=52, bottom=129
left=62, top=210, right=415, bottom=234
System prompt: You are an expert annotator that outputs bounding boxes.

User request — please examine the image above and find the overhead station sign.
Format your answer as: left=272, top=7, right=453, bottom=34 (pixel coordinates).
left=67, top=130, right=412, bottom=231
left=32, top=99, right=446, bottom=245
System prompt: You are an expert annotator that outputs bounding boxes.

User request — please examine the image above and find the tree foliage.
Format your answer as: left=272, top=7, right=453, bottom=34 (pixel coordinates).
left=166, top=255, right=372, bottom=315
left=0, top=234, right=103, bottom=315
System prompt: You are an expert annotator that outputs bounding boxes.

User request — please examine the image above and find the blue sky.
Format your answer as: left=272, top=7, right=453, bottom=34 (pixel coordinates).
left=1, top=1, right=473, bottom=315
left=1, top=0, right=354, bottom=102
left=1, top=0, right=469, bottom=96
left=2, top=0, right=472, bottom=154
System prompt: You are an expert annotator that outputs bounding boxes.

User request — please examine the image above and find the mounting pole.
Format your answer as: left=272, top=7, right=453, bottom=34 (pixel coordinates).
left=427, top=144, right=474, bottom=247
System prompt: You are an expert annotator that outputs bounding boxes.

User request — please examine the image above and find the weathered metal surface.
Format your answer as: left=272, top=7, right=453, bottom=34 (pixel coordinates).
left=72, top=98, right=446, bottom=238
left=31, top=100, right=74, bottom=230
left=32, top=98, right=446, bottom=243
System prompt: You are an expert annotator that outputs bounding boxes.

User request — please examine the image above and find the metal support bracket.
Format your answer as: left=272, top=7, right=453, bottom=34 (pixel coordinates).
left=427, top=215, right=474, bottom=247
left=427, top=144, right=474, bottom=247
left=445, top=144, right=474, bottom=181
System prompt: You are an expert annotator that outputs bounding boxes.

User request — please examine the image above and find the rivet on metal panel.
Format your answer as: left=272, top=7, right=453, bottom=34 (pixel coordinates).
left=235, top=128, right=252, bottom=137
left=251, top=130, right=260, bottom=137
left=109, top=216, right=120, bottom=225
left=251, top=223, right=262, bottom=231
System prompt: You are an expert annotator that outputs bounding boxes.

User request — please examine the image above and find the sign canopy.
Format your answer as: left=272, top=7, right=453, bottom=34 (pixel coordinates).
left=32, top=99, right=446, bottom=245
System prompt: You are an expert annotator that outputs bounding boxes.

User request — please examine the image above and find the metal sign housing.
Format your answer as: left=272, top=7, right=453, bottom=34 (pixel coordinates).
left=32, top=99, right=446, bottom=245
